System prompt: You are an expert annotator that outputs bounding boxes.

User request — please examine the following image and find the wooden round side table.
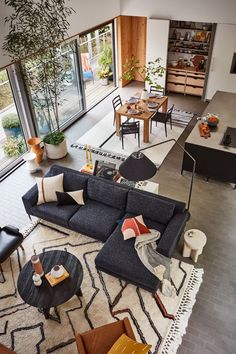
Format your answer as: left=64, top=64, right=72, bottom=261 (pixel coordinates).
left=182, top=229, right=207, bottom=263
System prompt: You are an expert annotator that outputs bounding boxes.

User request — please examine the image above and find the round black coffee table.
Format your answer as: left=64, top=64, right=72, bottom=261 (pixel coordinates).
left=17, top=250, right=83, bottom=321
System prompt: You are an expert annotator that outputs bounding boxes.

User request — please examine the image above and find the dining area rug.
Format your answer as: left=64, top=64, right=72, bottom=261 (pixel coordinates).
left=74, top=109, right=194, bottom=166
left=0, top=221, right=203, bottom=354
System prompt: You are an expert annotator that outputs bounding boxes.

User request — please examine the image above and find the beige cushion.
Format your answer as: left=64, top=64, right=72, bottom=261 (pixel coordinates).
left=36, top=173, right=64, bottom=205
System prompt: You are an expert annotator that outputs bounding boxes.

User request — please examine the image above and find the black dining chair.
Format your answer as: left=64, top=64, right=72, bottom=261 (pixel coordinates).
left=112, top=95, right=123, bottom=125
left=149, top=85, right=165, bottom=96
left=120, top=121, right=140, bottom=149
left=150, top=104, right=174, bottom=137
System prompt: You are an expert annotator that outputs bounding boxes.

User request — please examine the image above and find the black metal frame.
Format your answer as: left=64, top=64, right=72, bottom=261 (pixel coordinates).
left=120, top=121, right=140, bottom=150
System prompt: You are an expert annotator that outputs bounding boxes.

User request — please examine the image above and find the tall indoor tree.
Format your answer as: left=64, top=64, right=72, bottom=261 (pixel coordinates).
left=3, top=0, right=75, bottom=159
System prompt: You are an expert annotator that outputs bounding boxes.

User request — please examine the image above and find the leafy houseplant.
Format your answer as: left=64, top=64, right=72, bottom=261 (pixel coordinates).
left=3, top=137, right=26, bottom=157
left=121, top=56, right=166, bottom=92
left=3, top=0, right=75, bottom=159
left=98, top=45, right=113, bottom=85
left=1, top=113, right=21, bottom=137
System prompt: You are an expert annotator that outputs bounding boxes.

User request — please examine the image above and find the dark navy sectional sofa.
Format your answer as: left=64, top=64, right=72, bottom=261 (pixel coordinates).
left=22, top=164, right=189, bottom=294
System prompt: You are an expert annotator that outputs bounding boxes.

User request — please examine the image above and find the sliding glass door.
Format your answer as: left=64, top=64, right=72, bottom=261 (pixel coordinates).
left=79, top=22, right=116, bottom=109
left=0, top=69, right=27, bottom=174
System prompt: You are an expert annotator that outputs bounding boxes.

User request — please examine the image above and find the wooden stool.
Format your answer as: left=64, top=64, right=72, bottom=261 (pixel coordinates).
left=182, top=229, right=207, bottom=262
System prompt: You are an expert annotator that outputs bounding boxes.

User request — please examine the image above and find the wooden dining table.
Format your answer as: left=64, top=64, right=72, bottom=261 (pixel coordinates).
left=115, top=92, right=168, bottom=143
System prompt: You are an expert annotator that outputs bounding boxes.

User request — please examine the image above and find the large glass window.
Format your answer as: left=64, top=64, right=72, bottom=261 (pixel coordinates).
left=0, top=69, right=27, bottom=173
left=79, top=22, right=116, bottom=108
left=26, top=40, right=84, bottom=136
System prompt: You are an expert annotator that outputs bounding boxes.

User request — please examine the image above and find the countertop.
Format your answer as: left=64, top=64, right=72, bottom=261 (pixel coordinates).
left=185, top=91, right=236, bottom=154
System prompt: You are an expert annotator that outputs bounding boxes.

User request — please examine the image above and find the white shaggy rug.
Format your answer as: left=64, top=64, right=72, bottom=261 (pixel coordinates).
left=0, top=221, right=203, bottom=354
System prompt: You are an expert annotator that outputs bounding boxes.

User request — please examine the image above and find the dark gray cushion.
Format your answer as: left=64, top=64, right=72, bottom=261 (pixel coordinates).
left=126, top=190, right=175, bottom=224
left=95, top=217, right=164, bottom=293
left=87, top=178, right=128, bottom=210
left=50, top=165, right=89, bottom=193
left=31, top=202, right=80, bottom=228
left=69, top=199, right=124, bottom=242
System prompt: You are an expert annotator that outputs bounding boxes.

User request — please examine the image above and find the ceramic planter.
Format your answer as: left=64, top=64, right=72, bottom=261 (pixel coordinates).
left=27, top=137, right=43, bottom=164
left=100, top=77, right=109, bottom=86
left=44, top=139, right=67, bottom=159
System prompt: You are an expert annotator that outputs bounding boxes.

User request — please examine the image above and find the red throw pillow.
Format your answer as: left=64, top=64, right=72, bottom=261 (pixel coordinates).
left=121, top=215, right=150, bottom=240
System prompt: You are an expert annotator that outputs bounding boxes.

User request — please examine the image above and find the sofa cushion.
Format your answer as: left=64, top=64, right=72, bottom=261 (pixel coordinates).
left=36, top=173, right=64, bottom=205
left=69, top=199, right=124, bottom=242
left=87, top=178, right=128, bottom=210
left=95, top=214, right=166, bottom=293
left=50, top=165, right=89, bottom=194
left=56, top=190, right=85, bottom=206
left=31, top=202, right=80, bottom=228
left=126, top=190, right=175, bottom=224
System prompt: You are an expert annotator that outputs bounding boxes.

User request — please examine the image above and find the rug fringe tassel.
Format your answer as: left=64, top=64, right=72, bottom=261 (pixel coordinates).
left=160, top=267, right=204, bottom=354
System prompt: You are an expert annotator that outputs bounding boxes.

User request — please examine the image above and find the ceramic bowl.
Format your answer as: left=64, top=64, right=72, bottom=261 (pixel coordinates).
left=51, top=265, right=64, bottom=278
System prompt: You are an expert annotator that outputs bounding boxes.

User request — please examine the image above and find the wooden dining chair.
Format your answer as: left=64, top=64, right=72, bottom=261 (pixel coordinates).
left=150, top=104, right=174, bottom=136
left=120, top=121, right=140, bottom=149
left=112, top=95, right=122, bottom=125
left=149, top=85, right=165, bottom=96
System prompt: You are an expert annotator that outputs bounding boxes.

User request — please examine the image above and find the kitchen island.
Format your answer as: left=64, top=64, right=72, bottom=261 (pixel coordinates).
left=182, top=91, right=236, bottom=185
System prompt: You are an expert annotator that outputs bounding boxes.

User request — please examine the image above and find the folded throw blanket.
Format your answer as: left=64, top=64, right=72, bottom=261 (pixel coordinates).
left=135, top=229, right=175, bottom=297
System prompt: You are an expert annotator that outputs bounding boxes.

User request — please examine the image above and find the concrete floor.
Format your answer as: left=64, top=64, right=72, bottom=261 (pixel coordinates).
left=0, top=83, right=235, bottom=354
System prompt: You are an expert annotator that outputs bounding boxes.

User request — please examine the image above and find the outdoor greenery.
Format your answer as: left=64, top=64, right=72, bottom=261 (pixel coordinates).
left=0, top=70, right=14, bottom=111
left=3, top=137, right=26, bottom=157
left=98, top=45, right=113, bottom=79
left=3, top=0, right=74, bottom=146
left=1, top=114, right=20, bottom=129
left=121, top=56, right=165, bottom=90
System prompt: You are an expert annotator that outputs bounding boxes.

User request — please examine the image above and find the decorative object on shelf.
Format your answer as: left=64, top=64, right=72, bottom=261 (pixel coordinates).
left=31, top=254, right=44, bottom=277
left=27, top=137, right=43, bottom=164
left=191, top=55, right=206, bottom=71
left=85, top=144, right=93, bottom=170
left=182, top=229, right=207, bottom=262
left=121, top=56, right=165, bottom=91
left=23, top=152, right=40, bottom=173
left=93, top=159, right=120, bottom=181
left=119, top=139, right=196, bottom=210
left=3, top=0, right=75, bottom=161
left=32, top=272, right=42, bottom=287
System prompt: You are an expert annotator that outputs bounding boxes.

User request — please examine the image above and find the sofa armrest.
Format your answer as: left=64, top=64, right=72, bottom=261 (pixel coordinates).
left=158, top=211, right=189, bottom=257
left=22, top=184, right=38, bottom=215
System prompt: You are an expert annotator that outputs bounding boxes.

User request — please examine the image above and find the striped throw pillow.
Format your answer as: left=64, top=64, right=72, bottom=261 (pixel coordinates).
left=108, top=334, right=151, bottom=354
left=121, top=215, right=150, bottom=240
left=36, top=173, right=64, bottom=205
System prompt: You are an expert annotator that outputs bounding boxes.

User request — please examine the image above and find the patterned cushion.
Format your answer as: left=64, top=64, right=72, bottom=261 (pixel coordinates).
left=121, top=215, right=150, bottom=240
left=56, top=190, right=85, bottom=206
left=108, top=334, right=151, bottom=354
left=36, top=173, right=64, bottom=205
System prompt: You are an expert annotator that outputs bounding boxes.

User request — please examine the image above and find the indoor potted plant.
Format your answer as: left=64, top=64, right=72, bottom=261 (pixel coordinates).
left=3, top=0, right=74, bottom=160
left=1, top=114, right=21, bottom=137
left=121, top=56, right=166, bottom=96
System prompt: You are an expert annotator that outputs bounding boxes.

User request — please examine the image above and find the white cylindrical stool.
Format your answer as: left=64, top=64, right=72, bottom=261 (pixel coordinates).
left=182, top=229, right=207, bottom=263
left=23, top=152, right=39, bottom=173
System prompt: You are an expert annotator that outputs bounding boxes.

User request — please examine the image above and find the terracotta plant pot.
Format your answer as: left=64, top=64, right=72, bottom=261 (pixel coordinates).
left=27, top=137, right=43, bottom=164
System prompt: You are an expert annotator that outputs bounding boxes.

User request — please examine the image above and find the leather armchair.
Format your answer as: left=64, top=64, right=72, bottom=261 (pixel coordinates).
left=0, top=225, right=24, bottom=281
left=76, top=317, right=136, bottom=354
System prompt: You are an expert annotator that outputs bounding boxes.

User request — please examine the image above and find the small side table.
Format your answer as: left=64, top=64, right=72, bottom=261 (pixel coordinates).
left=182, top=229, right=207, bottom=262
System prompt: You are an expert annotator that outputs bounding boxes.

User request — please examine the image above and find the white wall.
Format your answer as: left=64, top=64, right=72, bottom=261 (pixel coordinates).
left=0, top=0, right=120, bottom=68
left=206, top=24, right=236, bottom=99
left=120, top=0, right=236, bottom=24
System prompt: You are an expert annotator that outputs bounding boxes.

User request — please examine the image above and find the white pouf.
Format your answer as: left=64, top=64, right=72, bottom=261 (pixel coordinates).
left=182, top=229, right=207, bottom=263
left=23, top=152, right=39, bottom=173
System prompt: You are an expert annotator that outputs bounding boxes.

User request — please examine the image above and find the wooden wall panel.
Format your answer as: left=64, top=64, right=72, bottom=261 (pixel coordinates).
left=117, top=15, right=147, bottom=87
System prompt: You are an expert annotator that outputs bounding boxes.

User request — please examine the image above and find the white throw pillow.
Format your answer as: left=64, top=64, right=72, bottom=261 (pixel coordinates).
left=36, top=173, right=64, bottom=205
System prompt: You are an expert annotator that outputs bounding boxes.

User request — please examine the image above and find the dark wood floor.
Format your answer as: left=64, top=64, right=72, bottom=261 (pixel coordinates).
left=0, top=84, right=235, bottom=353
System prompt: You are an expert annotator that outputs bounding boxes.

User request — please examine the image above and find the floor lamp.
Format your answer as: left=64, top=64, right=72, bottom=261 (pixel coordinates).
left=118, top=138, right=196, bottom=211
